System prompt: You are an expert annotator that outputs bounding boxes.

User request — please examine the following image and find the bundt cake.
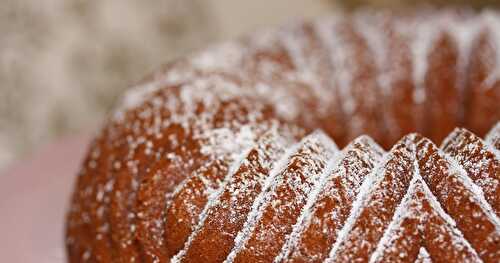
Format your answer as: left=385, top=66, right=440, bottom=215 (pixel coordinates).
left=66, top=9, right=500, bottom=262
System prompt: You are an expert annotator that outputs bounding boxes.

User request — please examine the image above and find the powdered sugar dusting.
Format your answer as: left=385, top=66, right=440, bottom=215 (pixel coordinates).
left=368, top=175, right=423, bottom=263
left=314, top=15, right=357, bottom=116
left=369, top=156, right=481, bottom=263
left=442, top=153, right=500, bottom=230
left=441, top=128, right=500, bottom=216
left=191, top=41, right=246, bottom=73
left=446, top=14, right=482, bottom=96
left=354, top=13, right=390, bottom=93
left=224, top=137, right=308, bottom=263
left=486, top=122, right=500, bottom=151
left=225, top=131, right=337, bottom=262
left=481, top=12, right=500, bottom=88
left=416, top=164, right=481, bottom=262
left=272, top=145, right=342, bottom=263
left=276, top=135, right=383, bottom=262
left=171, top=128, right=292, bottom=262
left=406, top=17, right=439, bottom=104
left=67, top=9, right=500, bottom=262
left=415, top=247, right=432, bottom=263
left=326, top=135, right=417, bottom=262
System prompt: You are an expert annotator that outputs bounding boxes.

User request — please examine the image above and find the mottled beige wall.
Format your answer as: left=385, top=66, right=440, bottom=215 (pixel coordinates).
left=207, top=0, right=334, bottom=40
left=341, top=0, right=499, bottom=9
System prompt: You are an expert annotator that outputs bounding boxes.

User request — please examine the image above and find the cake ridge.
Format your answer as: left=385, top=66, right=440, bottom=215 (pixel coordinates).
left=68, top=124, right=500, bottom=262
left=326, top=134, right=420, bottom=262
left=410, top=163, right=480, bottom=262
left=225, top=131, right=338, bottom=262
left=162, top=124, right=264, bottom=257
left=367, top=174, right=424, bottom=263
left=171, top=128, right=292, bottom=262
left=276, top=135, right=384, bottom=262
left=442, top=152, right=500, bottom=231
left=441, top=127, right=500, bottom=216
left=415, top=137, right=500, bottom=262
left=368, top=177, right=481, bottom=262
left=223, top=134, right=312, bottom=263
left=273, top=137, right=351, bottom=262
left=272, top=149, right=339, bottom=263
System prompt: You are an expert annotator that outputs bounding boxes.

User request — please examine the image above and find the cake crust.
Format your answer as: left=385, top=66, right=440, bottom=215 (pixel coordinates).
left=66, top=10, right=500, bottom=262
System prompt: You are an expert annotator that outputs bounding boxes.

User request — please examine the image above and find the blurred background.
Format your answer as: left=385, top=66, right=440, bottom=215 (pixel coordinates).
left=0, top=0, right=497, bottom=171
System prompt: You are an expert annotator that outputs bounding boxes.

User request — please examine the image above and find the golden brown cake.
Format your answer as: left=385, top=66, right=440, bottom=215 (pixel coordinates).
left=66, top=9, right=500, bottom=262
